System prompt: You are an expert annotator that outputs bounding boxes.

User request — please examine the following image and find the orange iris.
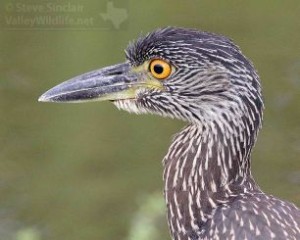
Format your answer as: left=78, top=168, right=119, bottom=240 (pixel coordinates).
left=149, top=59, right=172, bottom=80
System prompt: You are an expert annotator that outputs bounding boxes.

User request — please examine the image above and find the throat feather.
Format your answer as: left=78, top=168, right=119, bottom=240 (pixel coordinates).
left=163, top=122, right=259, bottom=236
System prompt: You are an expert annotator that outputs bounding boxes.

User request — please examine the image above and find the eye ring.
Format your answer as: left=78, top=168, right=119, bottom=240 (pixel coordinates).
left=149, top=59, right=172, bottom=80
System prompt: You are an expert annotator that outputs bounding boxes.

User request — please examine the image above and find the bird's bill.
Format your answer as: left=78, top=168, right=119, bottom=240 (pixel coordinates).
left=38, top=62, right=163, bottom=103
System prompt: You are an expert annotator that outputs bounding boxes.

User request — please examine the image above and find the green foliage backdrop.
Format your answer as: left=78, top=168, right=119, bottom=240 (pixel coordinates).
left=0, top=1, right=300, bottom=239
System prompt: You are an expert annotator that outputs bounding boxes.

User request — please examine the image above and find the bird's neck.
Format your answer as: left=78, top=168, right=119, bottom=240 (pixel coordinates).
left=163, top=121, right=261, bottom=236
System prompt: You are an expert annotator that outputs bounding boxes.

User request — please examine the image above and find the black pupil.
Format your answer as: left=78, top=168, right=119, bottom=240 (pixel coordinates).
left=153, top=64, right=164, bottom=74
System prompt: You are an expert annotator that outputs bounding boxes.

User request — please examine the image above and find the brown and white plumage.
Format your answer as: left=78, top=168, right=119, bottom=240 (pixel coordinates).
left=39, top=27, right=300, bottom=240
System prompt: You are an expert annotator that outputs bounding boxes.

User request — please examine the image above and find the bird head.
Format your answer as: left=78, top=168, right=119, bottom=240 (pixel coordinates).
left=39, top=27, right=263, bottom=128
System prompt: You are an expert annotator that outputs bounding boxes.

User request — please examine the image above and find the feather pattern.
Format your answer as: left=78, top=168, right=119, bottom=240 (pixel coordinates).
left=114, top=27, right=300, bottom=240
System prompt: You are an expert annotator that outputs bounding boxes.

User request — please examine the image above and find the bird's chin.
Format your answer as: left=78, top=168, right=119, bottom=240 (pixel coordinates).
left=112, top=99, right=147, bottom=115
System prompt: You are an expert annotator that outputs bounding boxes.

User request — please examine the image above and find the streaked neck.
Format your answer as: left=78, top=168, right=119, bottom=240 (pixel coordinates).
left=163, top=122, right=260, bottom=238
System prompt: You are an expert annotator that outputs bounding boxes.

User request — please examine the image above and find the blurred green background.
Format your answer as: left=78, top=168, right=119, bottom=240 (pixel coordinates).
left=1, top=1, right=300, bottom=239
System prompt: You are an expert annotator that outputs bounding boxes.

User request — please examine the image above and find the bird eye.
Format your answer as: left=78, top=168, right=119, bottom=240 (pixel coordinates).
left=149, top=59, right=172, bottom=80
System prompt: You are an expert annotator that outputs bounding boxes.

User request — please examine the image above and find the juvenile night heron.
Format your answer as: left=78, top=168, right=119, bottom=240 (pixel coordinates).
left=39, top=27, right=300, bottom=239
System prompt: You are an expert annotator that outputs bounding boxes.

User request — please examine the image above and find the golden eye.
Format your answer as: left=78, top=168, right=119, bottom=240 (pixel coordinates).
left=149, top=59, right=172, bottom=80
